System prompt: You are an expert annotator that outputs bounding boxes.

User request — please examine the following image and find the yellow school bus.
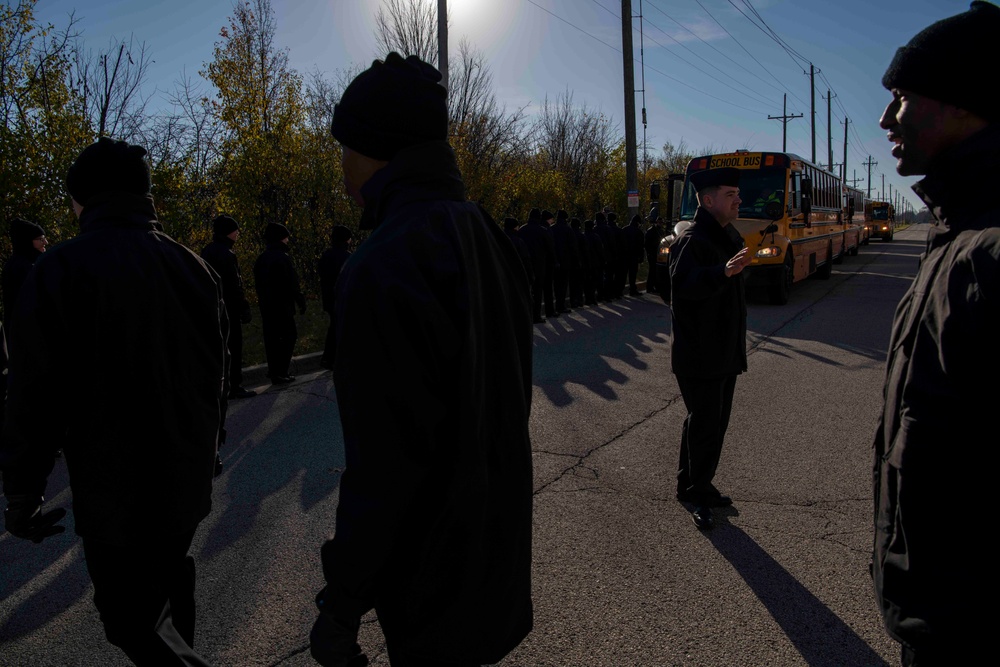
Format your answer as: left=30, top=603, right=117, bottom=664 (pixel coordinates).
left=867, top=200, right=895, bottom=241
left=662, top=150, right=856, bottom=305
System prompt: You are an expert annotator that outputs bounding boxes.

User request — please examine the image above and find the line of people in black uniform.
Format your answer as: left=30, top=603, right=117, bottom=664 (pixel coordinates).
left=504, top=206, right=667, bottom=323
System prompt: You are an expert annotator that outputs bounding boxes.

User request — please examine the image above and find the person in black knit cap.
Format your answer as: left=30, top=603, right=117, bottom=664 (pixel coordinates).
left=872, top=4, right=1000, bottom=666
left=318, top=224, right=353, bottom=370
left=253, top=221, right=305, bottom=385
left=1, top=136, right=226, bottom=666
left=311, top=52, right=533, bottom=667
left=202, top=214, right=255, bottom=399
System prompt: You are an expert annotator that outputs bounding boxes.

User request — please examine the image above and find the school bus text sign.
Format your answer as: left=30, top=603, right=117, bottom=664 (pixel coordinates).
left=709, top=153, right=762, bottom=169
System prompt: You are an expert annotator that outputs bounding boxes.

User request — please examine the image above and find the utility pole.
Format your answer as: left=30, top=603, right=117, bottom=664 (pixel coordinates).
left=823, top=89, right=835, bottom=171
left=841, top=117, right=849, bottom=183
left=882, top=173, right=885, bottom=201
left=437, top=0, right=448, bottom=89
left=810, top=64, right=816, bottom=163
left=863, top=155, right=877, bottom=198
left=622, top=0, right=638, bottom=218
left=768, top=94, right=802, bottom=152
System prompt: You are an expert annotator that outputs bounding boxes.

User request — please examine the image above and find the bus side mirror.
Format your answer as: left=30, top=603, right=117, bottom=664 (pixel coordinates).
left=650, top=181, right=661, bottom=200
left=801, top=177, right=812, bottom=197
left=848, top=197, right=855, bottom=220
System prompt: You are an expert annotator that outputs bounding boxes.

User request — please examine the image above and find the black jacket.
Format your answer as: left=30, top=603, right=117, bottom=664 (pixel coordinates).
left=668, top=207, right=747, bottom=378
left=585, top=226, right=606, bottom=268
left=551, top=219, right=580, bottom=270
left=872, top=124, right=1000, bottom=655
left=0, top=193, right=228, bottom=544
left=319, top=141, right=533, bottom=663
left=518, top=218, right=556, bottom=277
left=622, top=221, right=645, bottom=264
left=1, top=242, right=41, bottom=332
left=645, top=223, right=665, bottom=260
left=318, top=245, right=352, bottom=314
left=201, top=235, right=250, bottom=320
left=254, top=243, right=305, bottom=315
left=594, top=220, right=618, bottom=263
left=505, top=229, right=536, bottom=285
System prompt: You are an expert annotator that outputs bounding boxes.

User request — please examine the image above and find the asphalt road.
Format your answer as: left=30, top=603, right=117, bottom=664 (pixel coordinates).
left=0, top=224, right=927, bottom=666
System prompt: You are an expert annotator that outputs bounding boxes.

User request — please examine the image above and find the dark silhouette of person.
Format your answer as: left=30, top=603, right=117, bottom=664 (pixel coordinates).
left=583, top=217, right=605, bottom=306
left=504, top=216, right=536, bottom=305
left=312, top=52, right=533, bottom=667
left=622, top=213, right=645, bottom=296
left=570, top=217, right=589, bottom=308
left=318, top=224, right=353, bottom=370
left=253, top=222, right=305, bottom=385
left=550, top=209, right=579, bottom=313
left=0, top=137, right=227, bottom=666
left=644, top=209, right=665, bottom=294
left=202, top=214, right=255, bottom=399
left=518, top=207, right=556, bottom=323
left=594, top=211, right=618, bottom=300
left=2, top=217, right=47, bottom=333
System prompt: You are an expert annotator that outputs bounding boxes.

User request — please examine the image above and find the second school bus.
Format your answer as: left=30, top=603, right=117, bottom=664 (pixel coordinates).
left=662, top=150, right=860, bottom=305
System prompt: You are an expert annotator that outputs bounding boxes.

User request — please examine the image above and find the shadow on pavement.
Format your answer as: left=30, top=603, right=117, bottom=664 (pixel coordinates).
left=707, top=525, right=889, bottom=667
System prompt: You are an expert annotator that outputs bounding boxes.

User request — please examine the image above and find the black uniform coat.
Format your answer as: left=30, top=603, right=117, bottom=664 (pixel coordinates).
left=872, top=124, right=1000, bottom=657
left=319, top=245, right=352, bottom=314
left=0, top=192, right=228, bottom=545
left=320, top=141, right=534, bottom=663
left=669, top=206, right=747, bottom=378
left=1, top=240, right=41, bottom=332
left=201, top=235, right=250, bottom=321
left=253, top=243, right=305, bottom=316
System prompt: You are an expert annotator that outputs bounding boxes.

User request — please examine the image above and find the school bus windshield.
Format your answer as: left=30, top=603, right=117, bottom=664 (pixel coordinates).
left=679, top=167, right=787, bottom=221
left=872, top=206, right=890, bottom=220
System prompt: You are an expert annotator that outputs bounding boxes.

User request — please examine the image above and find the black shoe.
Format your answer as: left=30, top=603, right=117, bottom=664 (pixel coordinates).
left=229, top=386, right=257, bottom=399
left=629, top=289, right=641, bottom=296
left=691, top=505, right=714, bottom=530
left=533, top=316, right=546, bottom=324
left=271, top=375, right=296, bottom=385
left=676, top=490, right=733, bottom=507
left=319, top=359, right=334, bottom=371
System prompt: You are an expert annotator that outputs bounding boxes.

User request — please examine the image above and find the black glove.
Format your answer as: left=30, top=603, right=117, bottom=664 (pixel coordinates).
left=310, top=589, right=368, bottom=667
left=4, top=494, right=66, bottom=543
left=240, top=307, right=252, bottom=324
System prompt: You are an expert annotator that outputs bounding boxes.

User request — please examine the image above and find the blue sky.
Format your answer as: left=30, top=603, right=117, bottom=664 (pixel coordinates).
left=31, top=0, right=976, bottom=213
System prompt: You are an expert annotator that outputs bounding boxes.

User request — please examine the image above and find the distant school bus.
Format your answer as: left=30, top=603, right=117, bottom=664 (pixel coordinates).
left=867, top=200, right=895, bottom=241
left=659, top=150, right=859, bottom=305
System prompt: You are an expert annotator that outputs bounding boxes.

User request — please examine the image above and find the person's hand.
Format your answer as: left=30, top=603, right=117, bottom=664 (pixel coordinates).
left=4, top=495, right=66, bottom=543
left=299, top=302, right=307, bottom=316
left=724, top=247, right=752, bottom=277
left=240, top=307, right=252, bottom=324
left=310, top=589, right=367, bottom=667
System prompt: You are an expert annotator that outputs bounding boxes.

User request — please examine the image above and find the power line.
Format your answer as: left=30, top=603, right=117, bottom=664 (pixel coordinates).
left=643, top=0, right=785, bottom=96
left=691, top=0, right=808, bottom=109
left=523, top=0, right=770, bottom=115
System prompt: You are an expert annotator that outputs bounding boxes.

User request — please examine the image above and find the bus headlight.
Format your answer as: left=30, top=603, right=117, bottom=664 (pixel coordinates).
left=755, top=246, right=782, bottom=259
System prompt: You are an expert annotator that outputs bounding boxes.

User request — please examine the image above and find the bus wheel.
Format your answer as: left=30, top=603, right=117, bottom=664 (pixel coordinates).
left=769, top=254, right=793, bottom=305
left=816, top=242, right=833, bottom=279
